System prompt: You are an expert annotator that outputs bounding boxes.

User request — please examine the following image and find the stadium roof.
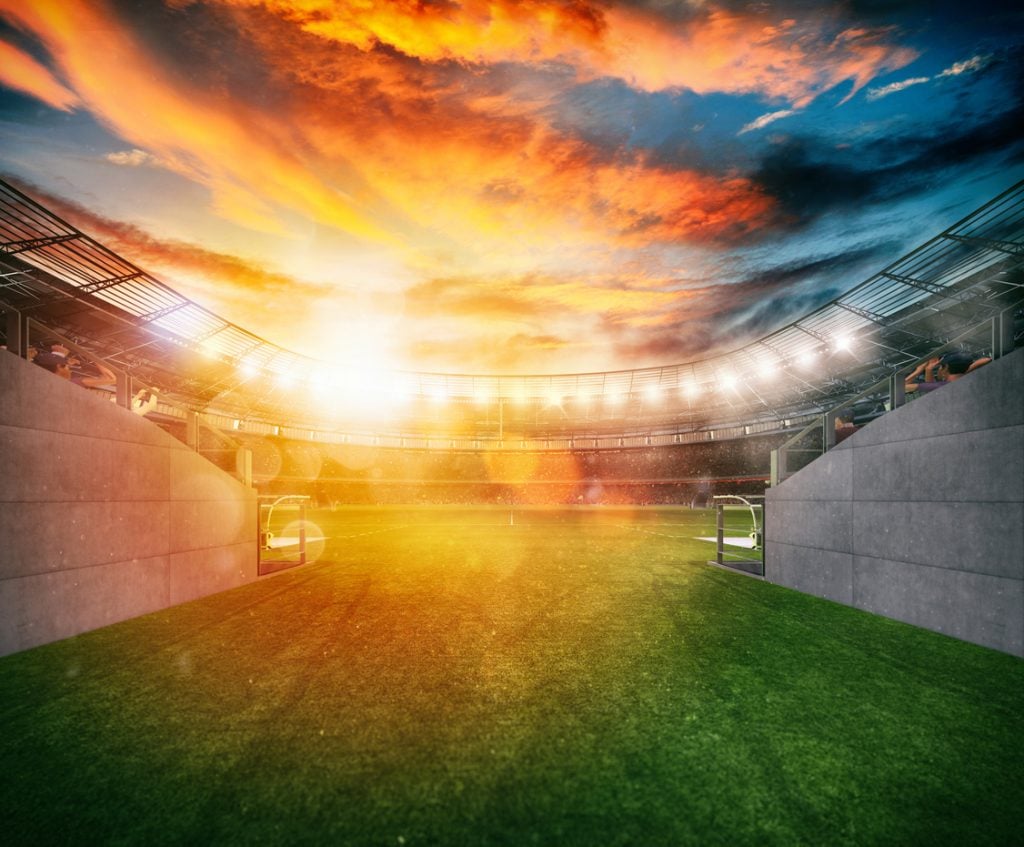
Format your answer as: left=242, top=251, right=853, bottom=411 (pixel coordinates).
left=1, top=177, right=1022, bottom=444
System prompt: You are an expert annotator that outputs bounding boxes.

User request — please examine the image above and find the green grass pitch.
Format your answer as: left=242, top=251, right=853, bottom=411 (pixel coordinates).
left=1, top=506, right=1021, bottom=845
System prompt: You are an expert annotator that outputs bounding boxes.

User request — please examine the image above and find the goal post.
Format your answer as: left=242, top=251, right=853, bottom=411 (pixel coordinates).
left=708, top=495, right=764, bottom=577
left=258, top=495, right=311, bottom=575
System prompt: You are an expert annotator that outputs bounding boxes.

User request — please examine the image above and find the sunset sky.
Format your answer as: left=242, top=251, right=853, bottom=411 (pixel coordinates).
left=1, top=0, right=1022, bottom=375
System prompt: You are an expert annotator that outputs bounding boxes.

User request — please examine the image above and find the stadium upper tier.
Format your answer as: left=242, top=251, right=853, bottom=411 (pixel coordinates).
left=1, top=177, right=1022, bottom=444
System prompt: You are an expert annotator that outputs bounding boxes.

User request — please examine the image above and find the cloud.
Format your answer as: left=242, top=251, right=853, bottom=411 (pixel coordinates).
left=754, top=66, right=1024, bottom=227
left=218, top=0, right=917, bottom=108
left=866, top=53, right=994, bottom=101
left=866, top=76, right=929, bottom=101
left=104, top=148, right=158, bottom=167
left=938, top=54, right=992, bottom=78
left=739, top=109, right=798, bottom=135
left=3, top=0, right=1001, bottom=375
left=405, top=332, right=573, bottom=373
left=0, top=0, right=398, bottom=244
left=0, top=0, right=778, bottom=274
left=608, top=245, right=892, bottom=363
left=0, top=39, right=80, bottom=111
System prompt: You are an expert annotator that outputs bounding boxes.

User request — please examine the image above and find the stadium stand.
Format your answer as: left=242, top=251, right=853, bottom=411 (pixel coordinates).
left=1, top=177, right=1022, bottom=656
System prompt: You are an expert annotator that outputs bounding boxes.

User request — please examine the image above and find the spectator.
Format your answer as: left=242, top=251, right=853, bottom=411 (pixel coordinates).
left=966, top=354, right=992, bottom=373
left=834, top=410, right=859, bottom=444
left=131, top=386, right=159, bottom=416
left=34, top=349, right=117, bottom=388
left=67, top=354, right=117, bottom=389
left=905, top=351, right=988, bottom=395
left=33, top=351, right=72, bottom=378
left=905, top=356, right=942, bottom=394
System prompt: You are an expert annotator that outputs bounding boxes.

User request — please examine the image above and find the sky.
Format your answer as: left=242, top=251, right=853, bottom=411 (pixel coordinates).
left=0, top=1, right=1022, bottom=376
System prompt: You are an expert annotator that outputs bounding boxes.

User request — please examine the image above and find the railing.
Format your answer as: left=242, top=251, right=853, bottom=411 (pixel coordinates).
left=770, top=298, right=1021, bottom=486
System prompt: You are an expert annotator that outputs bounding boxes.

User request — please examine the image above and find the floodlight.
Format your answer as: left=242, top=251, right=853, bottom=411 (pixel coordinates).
left=605, top=391, right=625, bottom=406
left=388, top=375, right=415, bottom=400
left=834, top=335, right=852, bottom=352
left=308, top=368, right=333, bottom=390
left=720, top=374, right=738, bottom=391
left=643, top=385, right=662, bottom=402
left=239, top=359, right=260, bottom=379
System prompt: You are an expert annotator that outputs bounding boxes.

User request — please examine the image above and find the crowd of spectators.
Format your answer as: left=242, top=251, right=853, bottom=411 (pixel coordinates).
left=242, top=434, right=781, bottom=507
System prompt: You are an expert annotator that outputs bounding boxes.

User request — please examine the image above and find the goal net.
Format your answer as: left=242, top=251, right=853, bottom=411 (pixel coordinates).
left=704, top=495, right=764, bottom=576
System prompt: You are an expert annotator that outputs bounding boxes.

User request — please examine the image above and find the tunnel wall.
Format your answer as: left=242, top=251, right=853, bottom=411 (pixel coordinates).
left=766, top=349, right=1023, bottom=656
left=0, top=352, right=258, bottom=656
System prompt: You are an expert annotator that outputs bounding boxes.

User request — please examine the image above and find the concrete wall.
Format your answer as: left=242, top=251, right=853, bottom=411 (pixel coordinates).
left=0, top=352, right=258, bottom=656
left=766, top=348, right=1024, bottom=656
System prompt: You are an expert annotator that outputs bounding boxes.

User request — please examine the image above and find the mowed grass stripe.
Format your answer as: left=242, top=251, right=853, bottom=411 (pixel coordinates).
left=1, top=507, right=1020, bottom=846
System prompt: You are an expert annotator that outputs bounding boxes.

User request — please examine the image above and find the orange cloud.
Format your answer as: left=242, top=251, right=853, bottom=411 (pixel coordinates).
left=599, top=8, right=917, bottom=106
left=405, top=331, right=573, bottom=374
left=290, top=69, right=773, bottom=261
left=0, top=0, right=398, bottom=244
left=220, top=0, right=917, bottom=106
left=0, top=1, right=918, bottom=374
left=0, top=39, right=79, bottom=111
left=0, top=0, right=777, bottom=267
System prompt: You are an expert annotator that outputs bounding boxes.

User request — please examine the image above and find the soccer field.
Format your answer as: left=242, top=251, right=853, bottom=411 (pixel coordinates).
left=2, top=506, right=1021, bottom=845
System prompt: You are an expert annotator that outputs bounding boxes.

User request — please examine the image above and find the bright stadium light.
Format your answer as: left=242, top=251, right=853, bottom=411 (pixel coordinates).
left=605, top=391, right=625, bottom=406
left=796, top=350, right=817, bottom=368
left=239, top=358, right=260, bottom=379
left=388, top=374, right=415, bottom=401
left=644, top=385, right=662, bottom=403
left=682, top=382, right=701, bottom=399
left=308, top=367, right=335, bottom=391
left=834, top=335, right=852, bottom=352
left=720, top=374, right=737, bottom=391
left=383, top=375, right=412, bottom=405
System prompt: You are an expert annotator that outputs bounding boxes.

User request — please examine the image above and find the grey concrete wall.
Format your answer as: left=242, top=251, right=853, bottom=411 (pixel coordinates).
left=766, top=348, right=1024, bottom=656
left=0, top=352, right=258, bottom=655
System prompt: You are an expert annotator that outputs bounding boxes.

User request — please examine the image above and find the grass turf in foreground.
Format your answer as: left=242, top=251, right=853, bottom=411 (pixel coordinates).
left=1, top=506, right=1021, bottom=845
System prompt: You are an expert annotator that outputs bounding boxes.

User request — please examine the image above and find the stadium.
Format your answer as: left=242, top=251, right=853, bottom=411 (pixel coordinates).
left=2, top=2, right=1024, bottom=845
